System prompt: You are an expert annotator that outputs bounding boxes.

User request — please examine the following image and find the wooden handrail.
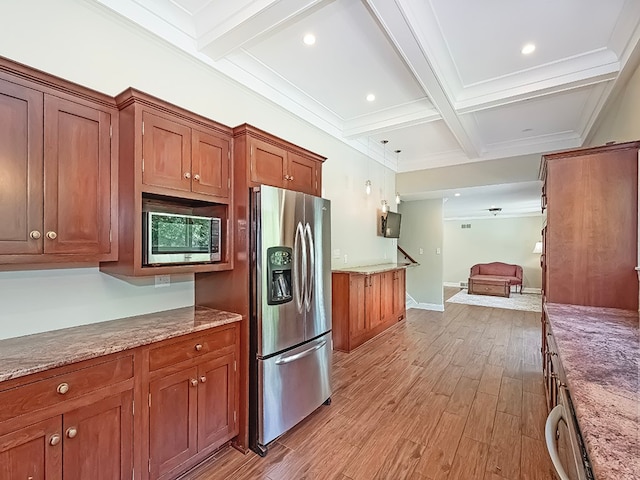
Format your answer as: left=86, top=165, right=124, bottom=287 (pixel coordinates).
left=397, top=246, right=419, bottom=265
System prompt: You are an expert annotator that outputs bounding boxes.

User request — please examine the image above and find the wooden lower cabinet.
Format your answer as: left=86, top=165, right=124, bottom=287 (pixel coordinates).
left=0, top=417, right=62, bottom=480
left=0, top=373, right=133, bottom=479
left=0, top=323, right=240, bottom=480
left=148, top=325, right=239, bottom=479
left=332, top=267, right=406, bottom=352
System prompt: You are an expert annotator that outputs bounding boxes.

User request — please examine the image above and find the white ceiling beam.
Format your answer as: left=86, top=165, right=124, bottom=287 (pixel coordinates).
left=343, top=100, right=440, bottom=139
left=365, top=0, right=481, bottom=158
left=197, top=0, right=322, bottom=60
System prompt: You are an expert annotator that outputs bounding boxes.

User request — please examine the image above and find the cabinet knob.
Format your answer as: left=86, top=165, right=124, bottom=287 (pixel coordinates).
left=289, top=175, right=294, bottom=181
left=57, top=383, right=69, bottom=395
left=30, top=230, right=42, bottom=240
left=284, top=175, right=290, bottom=180
left=184, top=172, right=191, bottom=179
left=199, top=376, right=207, bottom=383
left=195, top=344, right=203, bottom=352
left=194, top=174, right=200, bottom=181
left=190, top=379, right=198, bottom=387
left=46, top=231, right=57, bottom=240
left=49, top=434, right=61, bottom=446
left=65, top=427, right=77, bottom=439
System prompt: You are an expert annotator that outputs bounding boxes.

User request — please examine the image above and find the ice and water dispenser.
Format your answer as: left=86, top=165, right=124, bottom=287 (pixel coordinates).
left=266, top=247, right=293, bottom=305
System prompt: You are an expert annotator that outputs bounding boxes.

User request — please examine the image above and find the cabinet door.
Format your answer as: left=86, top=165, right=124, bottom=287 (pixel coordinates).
left=192, top=129, right=230, bottom=198
left=197, top=352, right=237, bottom=451
left=142, top=111, right=191, bottom=192
left=349, top=275, right=368, bottom=340
left=380, top=271, right=395, bottom=323
left=0, top=81, right=43, bottom=255
left=287, top=151, right=318, bottom=195
left=44, top=95, right=112, bottom=255
left=366, top=274, right=382, bottom=329
left=392, top=269, right=406, bottom=319
left=249, top=137, right=286, bottom=188
left=62, top=390, right=133, bottom=480
left=149, top=367, right=198, bottom=479
left=0, top=416, right=62, bottom=480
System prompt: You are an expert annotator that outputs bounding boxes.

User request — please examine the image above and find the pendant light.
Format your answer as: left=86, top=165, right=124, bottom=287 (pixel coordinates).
left=365, top=137, right=372, bottom=195
left=395, top=149, right=401, bottom=204
left=381, top=140, right=389, bottom=212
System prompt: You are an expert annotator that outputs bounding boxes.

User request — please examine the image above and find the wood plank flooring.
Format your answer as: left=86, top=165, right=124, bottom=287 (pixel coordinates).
left=180, top=288, right=556, bottom=480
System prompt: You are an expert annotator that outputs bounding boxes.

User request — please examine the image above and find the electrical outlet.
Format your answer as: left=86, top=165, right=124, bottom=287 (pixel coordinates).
left=343, top=254, right=348, bottom=264
left=333, top=248, right=341, bottom=259
left=436, top=247, right=441, bottom=255
left=419, top=248, right=424, bottom=255
left=155, top=275, right=170, bottom=288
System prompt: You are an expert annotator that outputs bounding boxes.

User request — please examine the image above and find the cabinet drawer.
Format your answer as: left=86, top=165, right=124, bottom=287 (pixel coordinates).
left=0, top=355, right=133, bottom=423
left=149, top=326, right=236, bottom=372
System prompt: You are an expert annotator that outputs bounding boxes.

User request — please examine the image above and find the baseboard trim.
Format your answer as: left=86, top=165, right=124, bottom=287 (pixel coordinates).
left=443, top=282, right=462, bottom=288
left=409, top=303, right=445, bottom=312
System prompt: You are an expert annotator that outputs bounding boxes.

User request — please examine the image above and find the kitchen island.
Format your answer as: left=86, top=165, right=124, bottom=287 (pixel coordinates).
left=332, top=263, right=407, bottom=352
left=545, top=303, right=639, bottom=480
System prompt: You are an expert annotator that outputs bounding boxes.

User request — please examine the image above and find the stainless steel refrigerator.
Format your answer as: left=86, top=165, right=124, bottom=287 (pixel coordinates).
left=249, top=185, right=332, bottom=456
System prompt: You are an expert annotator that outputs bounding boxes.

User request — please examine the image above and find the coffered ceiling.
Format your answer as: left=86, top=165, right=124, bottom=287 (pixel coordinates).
left=95, top=0, right=640, bottom=176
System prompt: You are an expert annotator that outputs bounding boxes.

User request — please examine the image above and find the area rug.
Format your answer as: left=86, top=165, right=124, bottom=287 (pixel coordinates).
left=446, top=289, right=542, bottom=312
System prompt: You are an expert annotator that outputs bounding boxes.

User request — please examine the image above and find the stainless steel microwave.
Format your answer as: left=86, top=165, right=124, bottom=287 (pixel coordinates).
left=143, top=211, right=221, bottom=265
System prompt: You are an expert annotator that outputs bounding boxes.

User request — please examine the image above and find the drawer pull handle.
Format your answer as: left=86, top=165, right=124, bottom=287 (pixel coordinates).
left=199, top=376, right=207, bottom=383
left=57, top=383, right=69, bottom=395
left=190, top=379, right=198, bottom=387
left=49, top=434, right=61, bottom=446
left=65, top=427, right=77, bottom=439
left=195, top=344, right=203, bottom=352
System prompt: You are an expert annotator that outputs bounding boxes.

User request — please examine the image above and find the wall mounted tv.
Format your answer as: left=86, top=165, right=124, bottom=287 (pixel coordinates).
left=380, top=211, right=402, bottom=238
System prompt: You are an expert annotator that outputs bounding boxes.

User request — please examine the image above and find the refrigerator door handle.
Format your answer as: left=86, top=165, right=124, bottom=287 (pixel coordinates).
left=294, top=221, right=305, bottom=313
left=274, top=340, right=327, bottom=365
left=304, top=222, right=314, bottom=312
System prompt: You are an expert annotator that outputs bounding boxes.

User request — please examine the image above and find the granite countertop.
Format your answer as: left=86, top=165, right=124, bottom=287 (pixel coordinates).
left=545, top=303, right=639, bottom=480
left=332, top=263, right=410, bottom=274
left=0, top=306, right=242, bottom=383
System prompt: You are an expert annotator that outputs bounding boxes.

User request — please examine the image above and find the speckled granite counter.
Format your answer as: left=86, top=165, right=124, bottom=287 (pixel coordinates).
left=332, top=263, right=409, bottom=274
left=545, top=303, right=639, bottom=480
left=0, top=306, right=242, bottom=383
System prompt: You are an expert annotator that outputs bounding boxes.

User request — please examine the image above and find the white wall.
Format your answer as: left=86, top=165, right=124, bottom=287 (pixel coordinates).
left=0, top=0, right=395, bottom=339
left=398, top=199, right=444, bottom=309
left=443, top=216, right=544, bottom=291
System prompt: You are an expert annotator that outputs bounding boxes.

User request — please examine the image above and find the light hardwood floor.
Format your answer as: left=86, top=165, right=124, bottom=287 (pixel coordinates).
left=181, top=288, right=556, bottom=480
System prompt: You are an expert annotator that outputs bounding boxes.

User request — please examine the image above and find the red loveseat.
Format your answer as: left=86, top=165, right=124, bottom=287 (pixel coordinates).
left=469, top=262, right=523, bottom=294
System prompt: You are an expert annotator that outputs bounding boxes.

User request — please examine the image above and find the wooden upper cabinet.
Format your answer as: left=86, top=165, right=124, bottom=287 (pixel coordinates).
left=542, top=141, right=639, bottom=310
left=0, top=80, right=43, bottom=255
left=44, top=95, right=113, bottom=256
left=288, top=151, right=318, bottom=195
left=130, top=92, right=232, bottom=202
left=0, top=58, right=118, bottom=265
left=142, top=111, right=191, bottom=193
left=249, top=137, right=287, bottom=187
left=236, top=124, right=325, bottom=196
left=192, top=129, right=230, bottom=198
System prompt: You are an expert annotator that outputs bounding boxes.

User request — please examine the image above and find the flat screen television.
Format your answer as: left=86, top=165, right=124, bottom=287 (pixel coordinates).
left=380, top=211, right=402, bottom=238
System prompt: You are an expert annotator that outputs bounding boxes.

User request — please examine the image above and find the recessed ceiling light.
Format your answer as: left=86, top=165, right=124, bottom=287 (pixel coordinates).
left=303, top=33, right=316, bottom=46
left=521, top=43, right=536, bottom=55
left=366, top=93, right=375, bottom=102
left=454, top=193, right=461, bottom=197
